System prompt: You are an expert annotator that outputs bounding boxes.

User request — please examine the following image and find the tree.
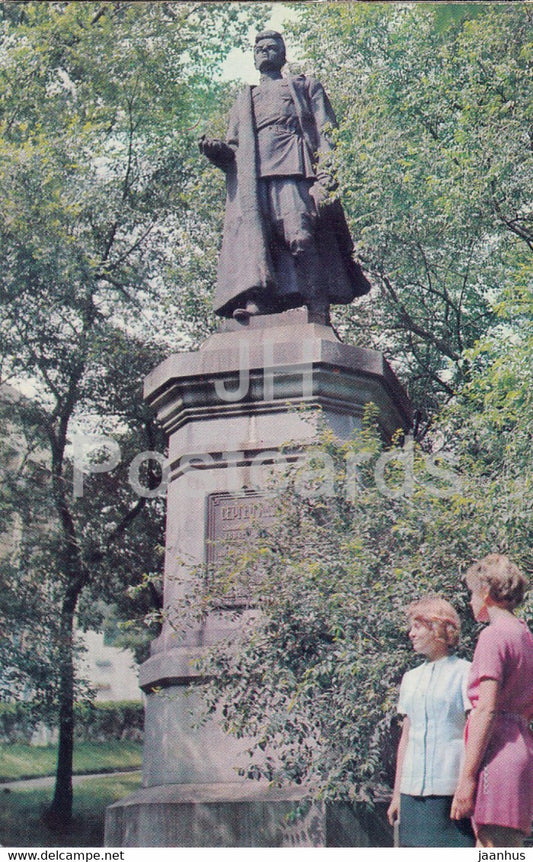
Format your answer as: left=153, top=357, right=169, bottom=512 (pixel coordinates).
left=0, top=0, right=267, bottom=830
left=285, top=2, right=532, bottom=430
left=0, top=387, right=67, bottom=716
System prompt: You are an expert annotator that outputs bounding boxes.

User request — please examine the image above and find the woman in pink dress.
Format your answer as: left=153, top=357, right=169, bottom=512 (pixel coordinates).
left=451, top=554, right=533, bottom=847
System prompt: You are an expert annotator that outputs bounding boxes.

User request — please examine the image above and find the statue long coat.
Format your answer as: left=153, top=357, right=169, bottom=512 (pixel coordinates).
left=214, top=74, right=370, bottom=318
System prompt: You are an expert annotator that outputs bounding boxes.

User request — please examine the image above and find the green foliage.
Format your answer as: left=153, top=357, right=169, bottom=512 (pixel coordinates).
left=0, top=700, right=143, bottom=745
left=73, top=701, right=144, bottom=743
left=437, top=287, right=533, bottom=571
left=0, top=703, right=41, bottom=744
left=0, top=390, right=74, bottom=713
left=286, top=3, right=532, bottom=428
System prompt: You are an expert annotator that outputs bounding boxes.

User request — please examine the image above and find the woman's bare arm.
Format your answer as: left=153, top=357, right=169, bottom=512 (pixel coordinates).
left=450, top=678, right=499, bottom=820
left=387, top=716, right=410, bottom=825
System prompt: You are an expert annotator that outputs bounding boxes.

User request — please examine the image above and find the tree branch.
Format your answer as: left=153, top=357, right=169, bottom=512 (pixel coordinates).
left=491, top=200, right=533, bottom=250
left=378, top=274, right=461, bottom=361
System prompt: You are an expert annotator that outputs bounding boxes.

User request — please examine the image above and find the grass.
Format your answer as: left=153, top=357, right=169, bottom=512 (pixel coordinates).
left=0, top=772, right=141, bottom=847
left=0, top=740, right=142, bottom=781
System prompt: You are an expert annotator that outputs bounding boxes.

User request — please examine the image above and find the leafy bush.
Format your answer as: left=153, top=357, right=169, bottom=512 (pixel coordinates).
left=193, top=404, right=531, bottom=806
left=0, top=703, right=39, bottom=743
left=0, top=700, right=143, bottom=743
left=73, top=701, right=144, bottom=743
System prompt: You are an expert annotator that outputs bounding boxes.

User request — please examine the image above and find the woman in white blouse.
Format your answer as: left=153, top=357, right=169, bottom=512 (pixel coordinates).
left=387, top=596, right=475, bottom=846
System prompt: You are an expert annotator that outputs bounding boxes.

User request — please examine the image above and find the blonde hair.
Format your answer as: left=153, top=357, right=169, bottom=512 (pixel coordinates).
left=406, top=596, right=461, bottom=648
left=465, top=554, right=527, bottom=610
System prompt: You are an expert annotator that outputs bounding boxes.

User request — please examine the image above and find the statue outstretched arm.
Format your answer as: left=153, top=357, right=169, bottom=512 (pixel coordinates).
left=198, top=135, right=235, bottom=170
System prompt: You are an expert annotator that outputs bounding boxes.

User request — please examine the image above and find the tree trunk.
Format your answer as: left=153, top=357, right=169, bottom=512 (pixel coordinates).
left=45, top=588, right=78, bottom=831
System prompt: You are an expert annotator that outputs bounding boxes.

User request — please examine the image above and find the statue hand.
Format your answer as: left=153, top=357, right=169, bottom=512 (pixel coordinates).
left=198, top=135, right=219, bottom=158
left=309, top=180, right=331, bottom=211
left=198, top=136, right=235, bottom=169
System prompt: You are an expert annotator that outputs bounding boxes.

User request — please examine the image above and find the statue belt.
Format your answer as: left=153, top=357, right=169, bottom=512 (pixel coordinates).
left=257, top=122, right=300, bottom=136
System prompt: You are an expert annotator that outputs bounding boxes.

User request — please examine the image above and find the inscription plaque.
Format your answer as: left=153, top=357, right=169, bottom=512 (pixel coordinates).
left=206, top=491, right=277, bottom=605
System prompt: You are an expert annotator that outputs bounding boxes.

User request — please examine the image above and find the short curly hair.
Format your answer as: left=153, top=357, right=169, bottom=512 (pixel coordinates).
left=406, top=595, right=461, bottom=648
left=465, top=554, right=527, bottom=610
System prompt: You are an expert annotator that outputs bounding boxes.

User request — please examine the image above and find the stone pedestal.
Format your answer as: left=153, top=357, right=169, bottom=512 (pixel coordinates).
left=105, top=309, right=411, bottom=847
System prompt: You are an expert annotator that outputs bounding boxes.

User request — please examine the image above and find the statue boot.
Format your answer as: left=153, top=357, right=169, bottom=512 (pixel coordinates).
left=232, top=297, right=268, bottom=322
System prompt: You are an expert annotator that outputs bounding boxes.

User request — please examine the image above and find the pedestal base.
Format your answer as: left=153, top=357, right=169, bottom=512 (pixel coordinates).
left=105, top=310, right=409, bottom=848
left=104, top=782, right=393, bottom=847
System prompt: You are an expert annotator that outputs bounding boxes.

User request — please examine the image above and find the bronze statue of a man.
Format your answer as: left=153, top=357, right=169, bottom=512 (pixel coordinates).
left=199, top=30, right=370, bottom=321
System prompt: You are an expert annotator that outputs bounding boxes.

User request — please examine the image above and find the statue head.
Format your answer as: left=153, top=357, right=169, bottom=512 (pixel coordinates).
left=254, top=30, right=286, bottom=73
